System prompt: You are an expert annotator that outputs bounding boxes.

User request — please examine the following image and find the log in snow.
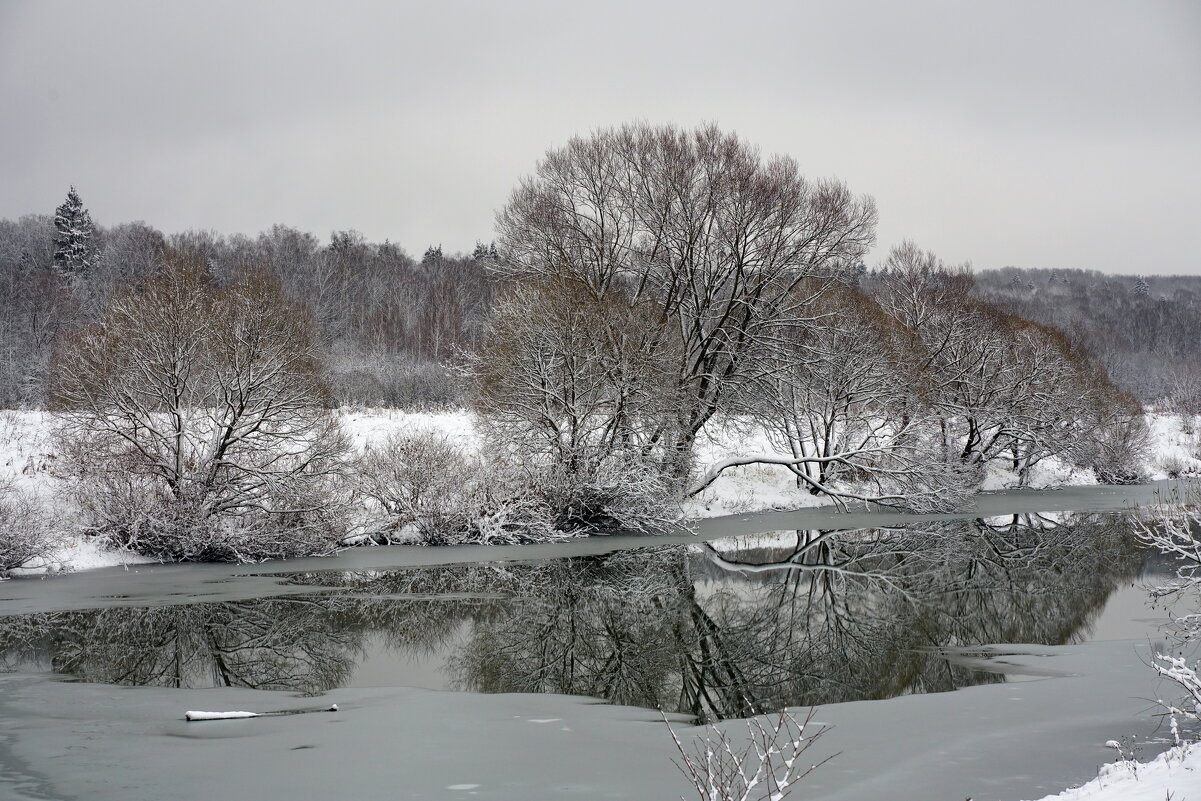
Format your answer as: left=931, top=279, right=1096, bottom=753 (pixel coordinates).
left=185, top=704, right=337, bottom=721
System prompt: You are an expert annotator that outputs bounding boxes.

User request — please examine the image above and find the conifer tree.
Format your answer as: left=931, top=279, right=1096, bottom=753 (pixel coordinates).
left=53, top=186, right=98, bottom=278
left=422, top=244, right=443, bottom=265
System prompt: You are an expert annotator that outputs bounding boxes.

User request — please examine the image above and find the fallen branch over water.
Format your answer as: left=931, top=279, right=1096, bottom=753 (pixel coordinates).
left=185, top=704, right=338, bottom=721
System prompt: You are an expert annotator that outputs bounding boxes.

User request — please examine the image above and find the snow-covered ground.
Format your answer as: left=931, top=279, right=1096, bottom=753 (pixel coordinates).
left=3, top=407, right=1200, bottom=576
left=1025, top=743, right=1200, bottom=801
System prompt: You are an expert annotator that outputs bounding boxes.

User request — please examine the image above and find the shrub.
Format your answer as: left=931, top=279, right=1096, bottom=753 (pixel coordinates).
left=355, top=431, right=675, bottom=546
left=49, top=264, right=351, bottom=562
left=0, top=481, right=58, bottom=576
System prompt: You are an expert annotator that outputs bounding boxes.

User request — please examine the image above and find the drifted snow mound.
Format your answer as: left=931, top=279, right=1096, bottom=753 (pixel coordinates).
left=1026, top=743, right=1200, bottom=800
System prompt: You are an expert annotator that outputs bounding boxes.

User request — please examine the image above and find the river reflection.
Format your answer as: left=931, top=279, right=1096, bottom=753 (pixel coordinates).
left=0, top=514, right=1146, bottom=721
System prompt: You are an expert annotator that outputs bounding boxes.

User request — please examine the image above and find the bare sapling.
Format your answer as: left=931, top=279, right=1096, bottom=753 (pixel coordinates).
left=663, top=707, right=835, bottom=801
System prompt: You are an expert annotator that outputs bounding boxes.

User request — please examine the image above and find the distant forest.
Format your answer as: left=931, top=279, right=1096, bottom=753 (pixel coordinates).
left=972, top=268, right=1201, bottom=406
left=2, top=193, right=1198, bottom=410
left=0, top=202, right=495, bottom=408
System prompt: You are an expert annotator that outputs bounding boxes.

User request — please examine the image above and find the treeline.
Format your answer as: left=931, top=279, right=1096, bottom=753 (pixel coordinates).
left=971, top=267, right=1201, bottom=407
left=0, top=124, right=1172, bottom=569
left=3, top=192, right=1197, bottom=414
left=0, top=200, right=495, bottom=409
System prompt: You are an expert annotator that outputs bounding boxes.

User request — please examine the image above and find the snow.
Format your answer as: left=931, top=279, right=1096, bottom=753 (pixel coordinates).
left=683, top=417, right=837, bottom=516
left=7, top=534, right=157, bottom=578
left=0, top=639, right=1194, bottom=801
left=1146, top=412, right=1201, bottom=480
left=340, top=407, right=478, bottom=453
left=0, top=409, right=54, bottom=494
left=1024, top=743, right=1201, bottom=800
left=981, top=456, right=1100, bottom=492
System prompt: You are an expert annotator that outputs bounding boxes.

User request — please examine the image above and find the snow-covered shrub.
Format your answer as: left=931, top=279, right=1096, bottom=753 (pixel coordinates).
left=49, top=265, right=352, bottom=562
left=1137, top=481, right=1201, bottom=740
left=330, top=354, right=462, bottom=409
left=355, top=430, right=675, bottom=545
left=357, top=431, right=481, bottom=544
left=664, top=707, right=833, bottom=801
left=68, top=463, right=347, bottom=562
left=355, top=430, right=553, bottom=545
left=498, top=452, right=678, bottom=533
left=0, top=481, right=58, bottom=576
left=1161, top=453, right=1191, bottom=480
left=1082, top=408, right=1151, bottom=485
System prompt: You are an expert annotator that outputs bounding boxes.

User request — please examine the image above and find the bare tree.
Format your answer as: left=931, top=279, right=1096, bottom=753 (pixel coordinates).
left=48, top=262, right=350, bottom=561
left=871, top=241, right=1144, bottom=485
left=468, top=278, right=680, bottom=529
left=1136, top=481, right=1201, bottom=742
left=494, top=123, right=878, bottom=482
left=692, top=282, right=973, bottom=510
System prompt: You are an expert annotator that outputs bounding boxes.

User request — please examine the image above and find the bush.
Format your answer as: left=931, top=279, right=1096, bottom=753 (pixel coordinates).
left=49, top=264, right=351, bottom=562
left=357, top=431, right=554, bottom=546
left=1086, top=411, right=1151, bottom=485
left=68, top=463, right=346, bottom=562
left=356, top=431, right=482, bottom=544
left=355, top=431, right=676, bottom=546
left=329, top=354, right=463, bottom=408
left=501, top=454, right=677, bottom=533
left=0, top=481, right=58, bottom=576
left=664, top=707, right=833, bottom=801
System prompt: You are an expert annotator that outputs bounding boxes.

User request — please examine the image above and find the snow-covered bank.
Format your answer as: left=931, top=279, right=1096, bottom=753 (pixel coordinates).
left=1025, top=743, right=1200, bottom=800
left=3, top=407, right=1199, bottom=576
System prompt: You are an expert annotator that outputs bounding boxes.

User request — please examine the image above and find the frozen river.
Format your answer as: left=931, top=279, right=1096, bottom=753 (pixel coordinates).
left=0, top=480, right=1195, bottom=800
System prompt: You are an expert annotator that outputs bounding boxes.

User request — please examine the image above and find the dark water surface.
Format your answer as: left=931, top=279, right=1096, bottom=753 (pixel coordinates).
left=0, top=511, right=1173, bottom=723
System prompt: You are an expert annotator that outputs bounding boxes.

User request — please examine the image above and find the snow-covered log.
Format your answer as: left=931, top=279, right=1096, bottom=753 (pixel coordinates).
left=185, top=704, right=337, bottom=721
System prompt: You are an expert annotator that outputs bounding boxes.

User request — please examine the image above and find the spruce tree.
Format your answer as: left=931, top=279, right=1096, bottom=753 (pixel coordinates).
left=53, top=186, right=98, bottom=278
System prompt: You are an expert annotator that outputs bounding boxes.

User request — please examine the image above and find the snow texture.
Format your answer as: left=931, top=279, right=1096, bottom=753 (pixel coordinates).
left=0, top=640, right=1192, bottom=801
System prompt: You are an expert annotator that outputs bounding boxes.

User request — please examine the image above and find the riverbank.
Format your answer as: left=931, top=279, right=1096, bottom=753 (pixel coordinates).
left=2, top=407, right=1198, bottom=576
left=1026, top=744, right=1200, bottom=800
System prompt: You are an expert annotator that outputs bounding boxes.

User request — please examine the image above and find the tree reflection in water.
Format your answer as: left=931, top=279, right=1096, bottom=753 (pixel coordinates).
left=0, top=514, right=1144, bottom=718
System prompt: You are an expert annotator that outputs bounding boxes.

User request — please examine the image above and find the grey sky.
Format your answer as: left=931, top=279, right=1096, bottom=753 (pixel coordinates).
left=1, top=0, right=1198, bottom=273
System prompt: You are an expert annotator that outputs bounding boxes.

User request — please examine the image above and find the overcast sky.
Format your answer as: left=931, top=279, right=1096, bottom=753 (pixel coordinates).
left=1, top=0, right=1197, bottom=273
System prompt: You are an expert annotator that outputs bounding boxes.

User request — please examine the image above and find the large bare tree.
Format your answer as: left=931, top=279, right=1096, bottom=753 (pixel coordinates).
left=493, top=123, right=878, bottom=481
left=688, top=282, right=971, bottom=510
